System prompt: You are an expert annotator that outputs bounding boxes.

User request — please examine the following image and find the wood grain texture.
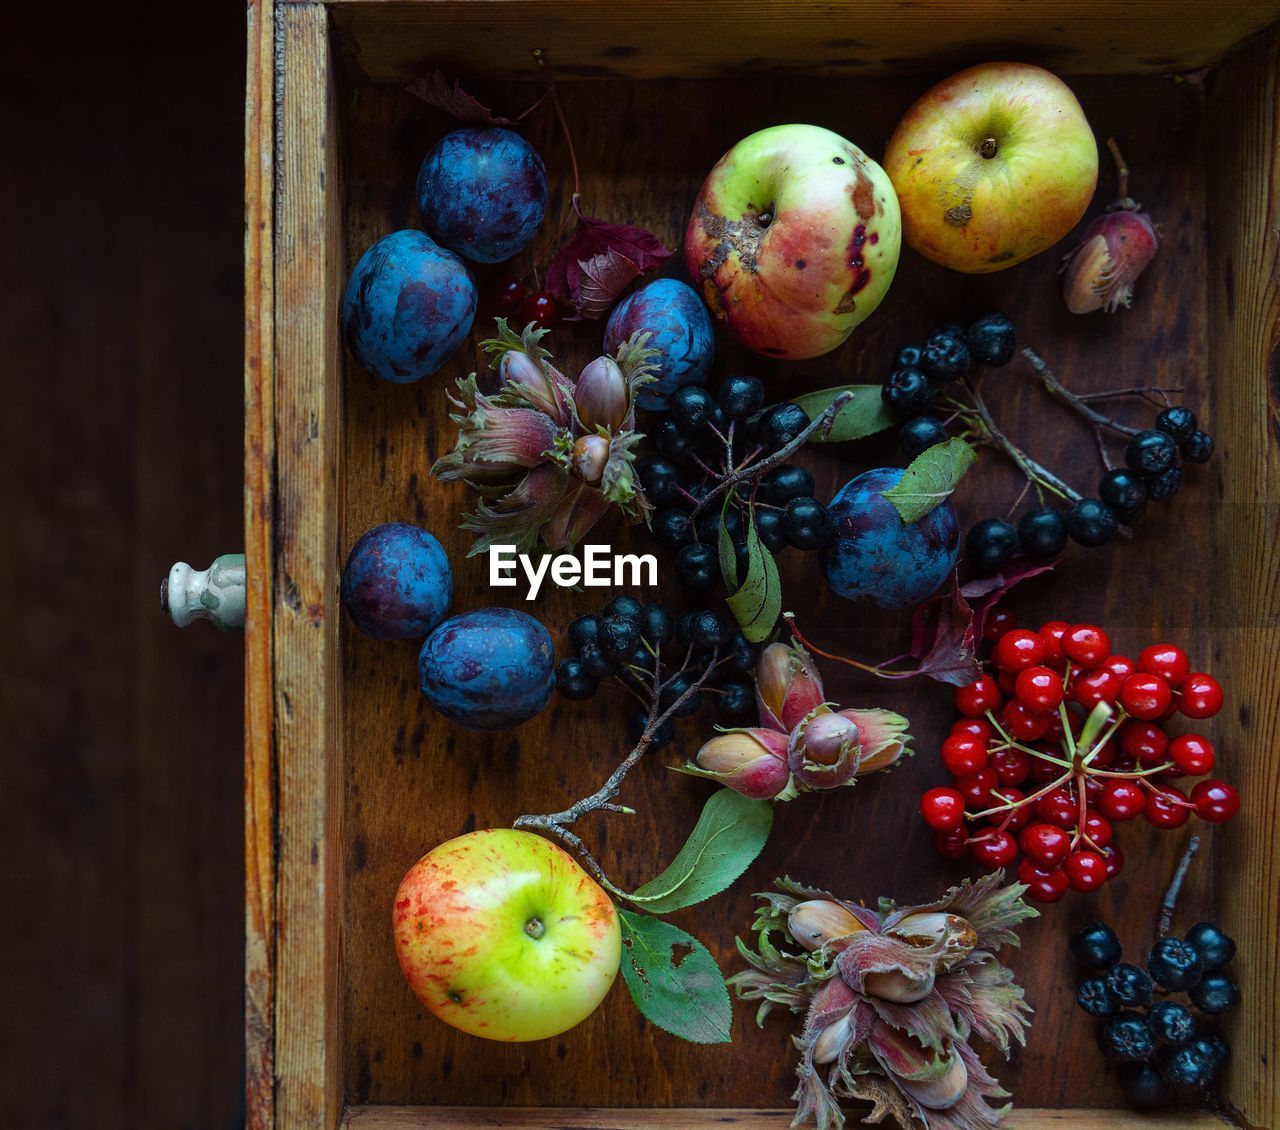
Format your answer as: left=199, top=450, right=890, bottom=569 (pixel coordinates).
left=343, top=1108, right=1232, bottom=1129
left=325, top=0, right=1280, bottom=81
left=335, top=72, right=1226, bottom=1114
left=1206, top=28, right=1280, bottom=1130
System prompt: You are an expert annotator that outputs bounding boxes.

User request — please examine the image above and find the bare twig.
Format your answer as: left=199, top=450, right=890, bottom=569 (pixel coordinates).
left=1023, top=349, right=1140, bottom=438
left=1157, top=833, right=1201, bottom=939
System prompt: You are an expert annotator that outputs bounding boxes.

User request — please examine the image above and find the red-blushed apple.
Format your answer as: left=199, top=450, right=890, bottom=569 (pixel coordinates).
left=684, top=124, right=900, bottom=361
left=885, top=62, right=1098, bottom=273
left=393, top=828, right=621, bottom=1042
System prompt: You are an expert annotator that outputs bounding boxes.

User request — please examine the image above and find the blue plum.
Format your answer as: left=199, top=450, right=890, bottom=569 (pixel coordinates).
left=341, top=522, right=453, bottom=640
left=342, top=230, right=476, bottom=383
left=416, top=128, right=548, bottom=264
left=604, top=278, right=714, bottom=410
left=821, top=467, right=959, bottom=610
left=418, top=608, right=554, bottom=731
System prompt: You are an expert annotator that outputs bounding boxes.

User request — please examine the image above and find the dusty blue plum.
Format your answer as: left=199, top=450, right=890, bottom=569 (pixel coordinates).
left=416, top=128, right=548, bottom=264
left=341, top=522, right=453, bottom=641
left=418, top=608, right=554, bottom=731
left=342, top=229, right=476, bottom=384
left=821, top=467, right=959, bottom=610
left=604, top=278, right=714, bottom=410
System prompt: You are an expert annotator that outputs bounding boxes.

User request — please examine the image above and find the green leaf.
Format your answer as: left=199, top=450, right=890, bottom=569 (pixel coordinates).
left=725, top=506, right=782, bottom=643
left=627, top=788, right=774, bottom=914
left=882, top=437, right=977, bottom=523
left=618, top=910, right=733, bottom=1043
left=790, top=385, right=895, bottom=443
left=717, top=491, right=739, bottom=591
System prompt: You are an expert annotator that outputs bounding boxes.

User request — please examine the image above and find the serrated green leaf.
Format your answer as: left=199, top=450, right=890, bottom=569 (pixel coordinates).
left=725, top=507, right=781, bottom=643
left=618, top=910, right=733, bottom=1043
left=789, top=385, right=895, bottom=443
left=717, top=491, right=739, bottom=591
left=627, top=788, right=773, bottom=914
left=882, top=437, right=977, bottom=524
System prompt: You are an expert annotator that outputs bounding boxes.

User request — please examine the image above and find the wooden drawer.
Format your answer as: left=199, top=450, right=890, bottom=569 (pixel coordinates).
left=245, top=3, right=1280, bottom=1127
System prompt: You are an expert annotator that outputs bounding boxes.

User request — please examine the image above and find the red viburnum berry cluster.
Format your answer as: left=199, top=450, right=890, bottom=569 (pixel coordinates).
left=918, top=612, right=1239, bottom=904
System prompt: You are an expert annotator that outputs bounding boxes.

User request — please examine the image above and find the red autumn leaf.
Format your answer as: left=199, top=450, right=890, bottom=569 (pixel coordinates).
left=572, top=248, right=642, bottom=320
left=960, top=559, right=1058, bottom=643
left=405, top=71, right=513, bottom=126
left=546, top=202, right=673, bottom=318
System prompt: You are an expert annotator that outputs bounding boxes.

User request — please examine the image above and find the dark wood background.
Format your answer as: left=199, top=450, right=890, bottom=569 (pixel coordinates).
left=0, top=4, right=245, bottom=1127
left=338, top=68, right=1221, bottom=1111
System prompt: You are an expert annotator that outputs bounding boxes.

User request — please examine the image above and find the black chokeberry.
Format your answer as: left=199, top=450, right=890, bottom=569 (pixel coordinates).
left=920, top=327, right=971, bottom=383
left=598, top=616, right=641, bottom=663
left=1098, top=468, right=1148, bottom=522
left=1017, top=507, right=1068, bottom=560
left=966, top=313, right=1017, bottom=367
left=1106, top=963, right=1154, bottom=1008
left=1103, top=1011, right=1156, bottom=1061
left=754, top=508, right=788, bottom=554
left=656, top=416, right=695, bottom=460
left=676, top=609, right=697, bottom=646
left=1157, top=1043, right=1214, bottom=1092
left=698, top=506, right=744, bottom=546
left=1156, top=406, right=1197, bottom=444
left=674, top=543, right=717, bottom=591
left=733, top=537, right=751, bottom=580
left=898, top=415, right=949, bottom=459
left=568, top=614, right=600, bottom=654
left=881, top=367, right=934, bottom=419
left=639, top=603, right=675, bottom=648
left=660, top=672, right=703, bottom=717
left=627, top=643, right=654, bottom=672
left=628, top=709, right=675, bottom=748
left=762, top=464, right=815, bottom=505
left=724, top=631, right=757, bottom=673
left=1148, top=936, right=1204, bottom=992
left=1076, top=977, right=1116, bottom=1017
left=689, top=609, right=730, bottom=648
left=603, top=594, right=644, bottom=624
left=965, top=518, right=1018, bottom=571
left=1181, top=430, right=1214, bottom=463
left=1118, top=1062, right=1169, bottom=1109
left=637, top=455, right=682, bottom=507
left=1188, top=972, right=1241, bottom=1015
left=1185, top=922, right=1235, bottom=970
left=578, top=641, right=615, bottom=679
left=1189, top=1032, right=1230, bottom=1075
left=782, top=497, right=835, bottom=550
left=1147, top=466, right=1183, bottom=501
left=717, top=677, right=755, bottom=719
left=1069, top=921, right=1122, bottom=970
left=718, top=374, right=765, bottom=419
left=1148, top=1000, right=1196, bottom=1045
left=757, top=403, right=810, bottom=450
left=1125, top=429, right=1178, bottom=476
left=671, top=385, right=714, bottom=430
left=1066, top=498, right=1118, bottom=547
left=895, top=344, right=923, bottom=368
left=555, top=657, right=599, bottom=701
left=652, top=507, right=693, bottom=548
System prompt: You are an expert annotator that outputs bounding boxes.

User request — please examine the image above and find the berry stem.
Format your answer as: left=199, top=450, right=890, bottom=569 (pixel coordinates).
left=965, top=381, right=1083, bottom=504
left=1156, top=833, right=1201, bottom=939
left=533, top=49, right=581, bottom=198
left=985, top=709, right=1072, bottom=767
left=1023, top=349, right=1140, bottom=439
left=784, top=614, right=915, bottom=678
left=969, top=768, right=1073, bottom=821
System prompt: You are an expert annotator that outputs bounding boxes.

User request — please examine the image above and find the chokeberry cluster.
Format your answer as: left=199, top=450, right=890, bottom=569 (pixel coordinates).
left=554, top=593, right=759, bottom=746
left=1070, top=919, right=1238, bottom=1107
left=918, top=611, right=1239, bottom=902
left=637, top=376, right=835, bottom=596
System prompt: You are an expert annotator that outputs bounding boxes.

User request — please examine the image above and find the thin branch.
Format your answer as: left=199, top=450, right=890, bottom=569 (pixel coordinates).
left=1107, top=137, right=1130, bottom=202
left=1023, top=349, right=1140, bottom=438
left=1157, top=834, right=1201, bottom=938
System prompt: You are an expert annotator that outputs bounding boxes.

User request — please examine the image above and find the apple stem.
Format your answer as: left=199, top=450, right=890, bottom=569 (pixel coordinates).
left=1157, top=833, right=1200, bottom=939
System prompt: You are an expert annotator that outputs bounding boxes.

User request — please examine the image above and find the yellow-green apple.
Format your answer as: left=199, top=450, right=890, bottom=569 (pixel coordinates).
left=684, top=124, right=900, bottom=361
left=884, top=63, right=1098, bottom=273
left=393, top=828, right=621, bottom=1041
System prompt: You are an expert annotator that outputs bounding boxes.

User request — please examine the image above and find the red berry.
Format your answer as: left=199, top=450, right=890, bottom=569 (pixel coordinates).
left=990, top=747, right=1030, bottom=786
left=1002, top=699, right=1052, bottom=741
left=1015, top=666, right=1064, bottom=714
left=921, top=787, right=967, bottom=831
left=1036, top=787, right=1079, bottom=829
left=955, top=675, right=1002, bottom=717
left=1028, top=750, right=1065, bottom=783
left=1019, top=821, right=1071, bottom=867
left=1082, top=774, right=1105, bottom=804
left=956, top=768, right=999, bottom=810
left=1099, top=779, right=1145, bottom=821
left=1073, top=668, right=1121, bottom=709
left=1191, top=779, right=1240, bottom=823
left=1039, top=621, right=1070, bottom=664
left=990, top=787, right=1033, bottom=830
left=1138, top=643, right=1190, bottom=688
left=971, top=830, right=1019, bottom=868
left=1144, top=784, right=1192, bottom=828
left=1120, top=673, right=1173, bottom=720
left=1063, top=624, right=1111, bottom=667
left=1082, top=810, right=1114, bottom=849
left=1168, top=733, right=1215, bottom=776
left=941, top=734, right=988, bottom=776
left=1179, top=673, right=1223, bottom=719
left=995, top=629, right=1049, bottom=672
left=1118, top=720, right=1169, bottom=765
left=487, top=273, right=525, bottom=314
left=984, top=606, right=1017, bottom=642
left=933, top=827, right=969, bottom=859
left=520, top=291, right=559, bottom=329
left=1099, top=842, right=1125, bottom=880
left=1066, top=850, right=1108, bottom=892
left=951, top=718, right=995, bottom=743
left=1018, top=859, right=1069, bottom=903
left=1100, top=654, right=1137, bottom=681
left=997, top=668, right=1018, bottom=696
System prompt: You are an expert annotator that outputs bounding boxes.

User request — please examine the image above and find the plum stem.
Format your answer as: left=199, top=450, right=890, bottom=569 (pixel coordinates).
left=1157, top=833, right=1201, bottom=939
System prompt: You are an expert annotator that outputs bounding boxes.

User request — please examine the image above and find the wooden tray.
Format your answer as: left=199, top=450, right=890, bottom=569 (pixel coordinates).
left=244, top=3, right=1280, bottom=1127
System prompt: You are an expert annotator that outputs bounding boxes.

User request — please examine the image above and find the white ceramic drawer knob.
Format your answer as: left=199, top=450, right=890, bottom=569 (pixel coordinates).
left=163, top=554, right=247, bottom=630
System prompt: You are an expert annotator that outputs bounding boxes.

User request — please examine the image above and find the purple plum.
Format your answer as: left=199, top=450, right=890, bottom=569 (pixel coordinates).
left=341, top=522, right=453, bottom=640
left=418, top=607, right=554, bottom=731
left=604, top=278, right=714, bottom=410
left=342, top=229, right=476, bottom=384
left=821, top=467, right=959, bottom=610
left=416, top=128, right=548, bottom=264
